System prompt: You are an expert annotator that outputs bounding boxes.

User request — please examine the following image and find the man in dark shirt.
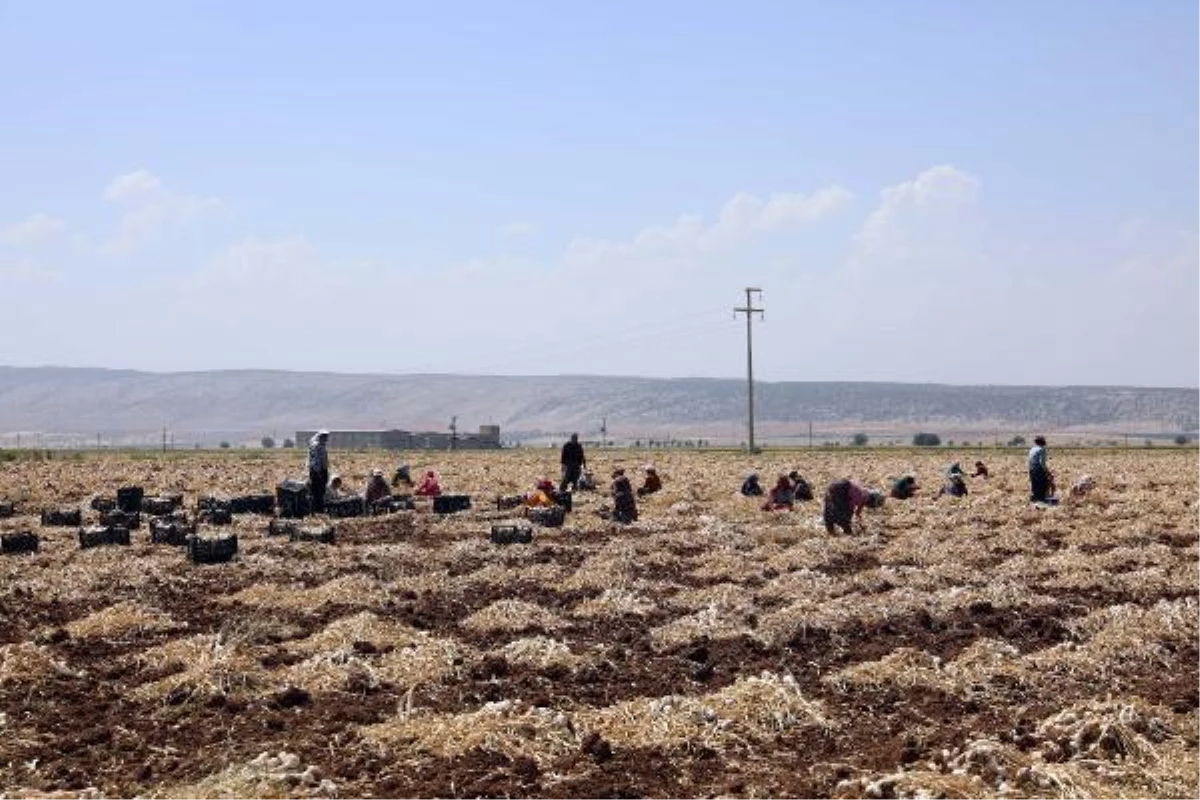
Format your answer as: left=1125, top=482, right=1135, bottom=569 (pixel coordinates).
left=560, top=433, right=586, bottom=493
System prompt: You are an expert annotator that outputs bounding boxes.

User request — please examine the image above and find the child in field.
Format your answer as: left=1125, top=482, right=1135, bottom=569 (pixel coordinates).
left=890, top=474, right=919, bottom=500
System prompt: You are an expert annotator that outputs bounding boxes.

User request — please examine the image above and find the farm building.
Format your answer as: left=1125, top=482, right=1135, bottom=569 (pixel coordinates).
left=295, top=425, right=501, bottom=450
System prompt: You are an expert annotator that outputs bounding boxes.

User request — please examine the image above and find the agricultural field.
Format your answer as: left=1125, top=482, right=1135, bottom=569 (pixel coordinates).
left=0, top=447, right=1196, bottom=798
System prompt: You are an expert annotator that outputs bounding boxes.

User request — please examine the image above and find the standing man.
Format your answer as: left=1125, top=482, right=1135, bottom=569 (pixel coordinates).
left=560, top=433, right=586, bottom=493
left=1028, top=435, right=1052, bottom=502
left=308, top=430, right=331, bottom=512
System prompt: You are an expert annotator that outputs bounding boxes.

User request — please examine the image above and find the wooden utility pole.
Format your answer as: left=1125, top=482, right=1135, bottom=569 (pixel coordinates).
left=734, top=288, right=764, bottom=453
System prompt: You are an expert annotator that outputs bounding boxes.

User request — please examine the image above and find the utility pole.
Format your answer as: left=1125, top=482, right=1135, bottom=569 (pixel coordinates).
left=600, top=417, right=607, bottom=449
left=162, top=426, right=167, bottom=453
left=733, top=287, right=764, bottom=453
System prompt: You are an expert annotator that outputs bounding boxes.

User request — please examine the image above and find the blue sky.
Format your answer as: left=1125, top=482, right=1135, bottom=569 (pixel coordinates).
left=1, top=0, right=1196, bottom=386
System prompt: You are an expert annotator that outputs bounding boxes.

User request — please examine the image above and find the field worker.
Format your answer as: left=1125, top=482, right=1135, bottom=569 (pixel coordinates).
left=392, top=463, right=414, bottom=488
left=938, top=466, right=969, bottom=498
left=763, top=475, right=795, bottom=511
left=740, top=472, right=764, bottom=497
left=525, top=479, right=557, bottom=507
left=789, top=471, right=814, bottom=501
left=636, top=465, right=663, bottom=497
left=415, top=469, right=443, bottom=497
left=365, top=469, right=391, bottom=504
left=823, top=478, right=884, bottom=535
left=1070, top=474, right=1096, bottom=498
left=611, top=468, right=638, bottom=524
left=560, top=433, right=587, bottom=493
left=327, top=474, right=353, bottom=500
left=1028, top=436, right=1053, bottom=502
left=307, top=430, right=331, bottom=512
left=890, top=474, right=919, bottom=500
left=972, top=460, right=989, bottom=478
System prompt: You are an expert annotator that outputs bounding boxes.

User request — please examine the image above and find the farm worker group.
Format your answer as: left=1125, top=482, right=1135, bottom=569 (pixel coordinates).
left=301, top=428, right=1061, bottom=532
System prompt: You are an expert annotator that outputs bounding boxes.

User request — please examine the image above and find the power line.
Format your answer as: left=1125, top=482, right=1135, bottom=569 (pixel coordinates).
left=733, top=288, right=764, bottom=453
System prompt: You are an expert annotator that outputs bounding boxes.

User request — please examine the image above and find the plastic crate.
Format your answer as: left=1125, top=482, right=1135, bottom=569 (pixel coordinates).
left=490, top=524, right=533, bottom=545
left=100, top=509, right=141, bottom=530
left=526, top=505, right=565, bottom=528
left=433, top=494, right=472, bottom=514
left=276, top=481, right=312, bottom=519
left=289, top=525, right=336, bottom=544
left=116, top=486, right=144, bottom=513
left=42, top=508, right=82, bottom=527
left=229, top=494, right=275, bottom=515
left=326, top=496, right=366, bottom=518
left=188, top=533, right=238, bottom=564
left=149, top=517, right=193, bottom=546
left=78, top=525, right=131, bottom=549
left=1, top=530, right=38, bottom=554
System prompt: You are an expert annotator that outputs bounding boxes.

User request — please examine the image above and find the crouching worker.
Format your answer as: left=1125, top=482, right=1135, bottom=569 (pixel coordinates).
left=636, top=466, right=662, bottom=497
left=890, top=474, right=919, bottom=500
left=611, top=468, right=638, bottom=524
left=789, top=471, right=814, bottom=501
left=525, top=479, right=558, bottom=507
left=763, top=475, right=795, bottom=511
left=327, top=474, right=355, bottom=501
left=392, top=463, right=414, bottom=488
left=415, top=470, right=443, bottom=497
left=740, top=472, right=764, bottom=497
left=823, top=479, right=884, bottom=535
left=365, top=469, right=391, bottom=505
left=937, top=464, right=969, bottom=498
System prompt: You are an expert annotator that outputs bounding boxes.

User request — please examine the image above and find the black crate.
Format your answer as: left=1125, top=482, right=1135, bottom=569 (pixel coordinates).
left=555, top=492, right=573, bottom=512
left=490, top=524, right=533, bottom=545
left=90, top=496, right=116, bottom=512
left=370, top=496, right=415, bottom=515
left=188, top=533, right=238, bottom=564
left=276, top=481, right=312, bottom=519
left=229, top=494, right=275, bottom=515
left=100, top=509, right=141, bottom=530
left=267, top=518, right=299, bottom=537
left=41, top=508, right=82, bottom=527
left=0, top=501, right=15, bottom=518
left=433, top=494, right=472, bottom=514
left=326, top=496, right=366, bottom=518
left=199, top=507, right=233, bottom=526
left=1, top=530, right=38, bottom=554
left=495, top=494, right=524, bottom=511
left=149, top=517, right=193, bottom=546
left=78, top=525, right=131, bottom=549
left=526, top=505, right=565, bottom=528
left=289, top=525, right=336, bottom=544
left=196, top=496, right=230, bottom=512
left=142, top=495, right=182, bottom=516
left=117, top=486, right=144, bottom=513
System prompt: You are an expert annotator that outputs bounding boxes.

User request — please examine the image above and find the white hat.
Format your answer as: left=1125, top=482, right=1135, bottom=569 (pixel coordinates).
left=372, top=468, right=384, bottom=477
left=317, top=429, right=330, bottom=437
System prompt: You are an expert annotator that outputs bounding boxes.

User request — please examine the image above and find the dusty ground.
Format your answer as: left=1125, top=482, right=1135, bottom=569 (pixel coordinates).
left=1, top=447, right=1197, bottom=798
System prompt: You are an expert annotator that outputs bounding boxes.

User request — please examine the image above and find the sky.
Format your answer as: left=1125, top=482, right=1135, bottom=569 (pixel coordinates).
left=1, top=0, right=1196, bottom=387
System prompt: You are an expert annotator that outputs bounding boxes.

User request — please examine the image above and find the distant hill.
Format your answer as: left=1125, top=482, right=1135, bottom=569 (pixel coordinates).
left=0, top=366, right=1195, bottom=446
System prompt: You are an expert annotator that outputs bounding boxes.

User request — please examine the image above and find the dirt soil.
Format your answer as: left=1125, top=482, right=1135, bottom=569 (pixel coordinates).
left=0, top=448, right=1196, bottom=798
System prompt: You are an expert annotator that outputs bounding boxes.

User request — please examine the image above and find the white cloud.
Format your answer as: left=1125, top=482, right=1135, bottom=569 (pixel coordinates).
left=850, top=164, right=981, bottom=271
left=499, top=221, right=538, bottom=236
left=102, top=169, right=221, bottom=255
left=196, top=236, right=322, bottom=287
left=0, top=213, right=66, bottom=247
left=565, top=185, right=852, bottom=265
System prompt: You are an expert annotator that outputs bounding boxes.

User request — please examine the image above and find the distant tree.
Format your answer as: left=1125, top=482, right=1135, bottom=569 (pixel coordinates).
left=1144, top=439, right=1154, bottom=448
left=282, top=438, right=295, bottom=449
left=1008, top=436, right=1026, bottom=447
left=946, top=439, right=955, bottom=447
left=912, top=432, right=941, bottom=447
left=852, top=433, right=869, bottom=446
left=1175, top=434, right=1189, bottom=446
left=261, top=436, right=276, bottom=449
left=219, top=441, right=231, bottom=449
